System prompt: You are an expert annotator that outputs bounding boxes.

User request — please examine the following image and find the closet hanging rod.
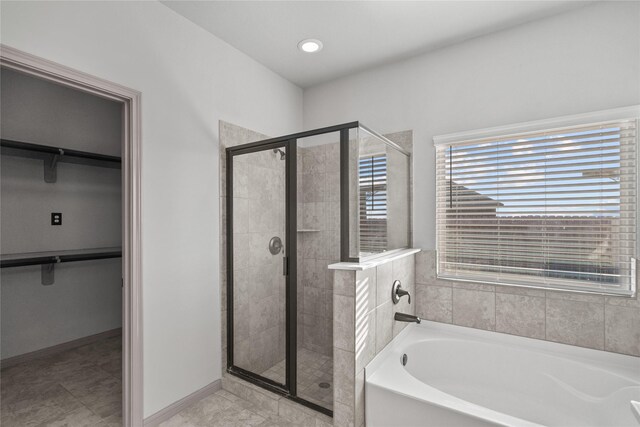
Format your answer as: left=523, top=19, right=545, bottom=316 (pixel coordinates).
left=1, top=247, right=122, bottom=268
left=1, top=139, right=121, bottom=170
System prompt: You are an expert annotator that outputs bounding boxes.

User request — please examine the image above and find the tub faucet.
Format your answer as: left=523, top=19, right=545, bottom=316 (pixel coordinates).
left=395, top=312, right=421, bottom=324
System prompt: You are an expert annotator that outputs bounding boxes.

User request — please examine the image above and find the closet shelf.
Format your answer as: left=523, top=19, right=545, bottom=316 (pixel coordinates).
left=1, top=139, right=121, bottom=183
left=1, top=247, right=122, bottom=268
left=1, top=248, right=121, bottom=286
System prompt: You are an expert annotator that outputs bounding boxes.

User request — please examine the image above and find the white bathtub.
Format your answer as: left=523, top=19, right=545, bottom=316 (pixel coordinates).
left=365, top=321, right=640, bottom=427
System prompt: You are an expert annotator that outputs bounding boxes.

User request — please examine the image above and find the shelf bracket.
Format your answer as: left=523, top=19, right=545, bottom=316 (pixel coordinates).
left=41, top=257, right=60, bottom=285
left=43, top=151, right=62, bottom=183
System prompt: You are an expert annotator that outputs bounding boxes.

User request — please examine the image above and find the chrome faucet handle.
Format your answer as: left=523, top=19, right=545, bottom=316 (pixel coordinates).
left=397, top=288, right=410, bottom=304
left=392, top=280, right=411, bottom=304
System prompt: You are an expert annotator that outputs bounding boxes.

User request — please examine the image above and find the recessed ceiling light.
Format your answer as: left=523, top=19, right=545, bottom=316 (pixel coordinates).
left=298, top=39, right=323, bottom=53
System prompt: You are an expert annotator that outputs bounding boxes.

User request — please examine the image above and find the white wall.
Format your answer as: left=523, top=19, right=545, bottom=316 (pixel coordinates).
left=303, top=1, right=640, bottom=249
left=0, top=0, right=303, bottom=417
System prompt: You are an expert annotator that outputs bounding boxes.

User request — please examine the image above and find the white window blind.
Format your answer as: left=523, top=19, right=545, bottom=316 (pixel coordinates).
left=435, top=118, right=637, bottom=295
left=360, top=154, right=387, bottom=254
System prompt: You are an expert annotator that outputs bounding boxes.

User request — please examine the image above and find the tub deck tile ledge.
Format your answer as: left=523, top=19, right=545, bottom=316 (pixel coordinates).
left=328, top=248, right=420, bottom=271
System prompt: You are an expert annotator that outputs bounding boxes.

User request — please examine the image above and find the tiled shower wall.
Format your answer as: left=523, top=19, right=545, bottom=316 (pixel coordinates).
left=220, top=122, right=342, bottom=374
left=219, top=121, right=285, bottom=374
left=384, top=131, right=413, bottom=248
left=415, top=250, right=640, bottom=357
left=297, top=129, right=413, bottom=357
left=298, top=142, right=340, bottom=356
left=231, top=149, right=286, bottom=373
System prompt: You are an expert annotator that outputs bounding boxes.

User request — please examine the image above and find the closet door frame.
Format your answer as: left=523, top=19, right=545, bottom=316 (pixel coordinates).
left=0, top=45, right=143, bottom=427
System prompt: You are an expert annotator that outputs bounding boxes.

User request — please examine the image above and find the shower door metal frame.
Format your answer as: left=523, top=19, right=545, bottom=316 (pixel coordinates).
left=226, top=138, right=297, bottom=398
left=226, top=121, right=377, bottom=417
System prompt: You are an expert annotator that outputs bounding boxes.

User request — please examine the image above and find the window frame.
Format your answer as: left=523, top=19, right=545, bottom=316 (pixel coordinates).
left=433, top=106, right=640, bottom=297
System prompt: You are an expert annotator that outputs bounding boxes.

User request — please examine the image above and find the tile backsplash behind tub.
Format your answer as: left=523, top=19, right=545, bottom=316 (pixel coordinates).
left=415, top=250, right=640, bottom=357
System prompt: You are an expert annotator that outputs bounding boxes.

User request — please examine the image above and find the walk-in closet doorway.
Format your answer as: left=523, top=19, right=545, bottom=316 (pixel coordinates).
left=0, top=45, right=142, bottom=427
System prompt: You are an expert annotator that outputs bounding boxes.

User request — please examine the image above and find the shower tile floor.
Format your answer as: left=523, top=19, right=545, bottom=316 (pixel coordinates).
left=0, top=334, right=122, bottom=426
left=261, top=348, right=333, bottom=410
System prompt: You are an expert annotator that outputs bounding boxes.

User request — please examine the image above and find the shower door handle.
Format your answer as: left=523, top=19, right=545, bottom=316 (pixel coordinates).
left=283, top=256, right=288, bottom=276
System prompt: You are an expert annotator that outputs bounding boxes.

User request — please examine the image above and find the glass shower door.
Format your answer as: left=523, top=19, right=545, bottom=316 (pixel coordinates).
left=229, top=143, right=288, bottom=387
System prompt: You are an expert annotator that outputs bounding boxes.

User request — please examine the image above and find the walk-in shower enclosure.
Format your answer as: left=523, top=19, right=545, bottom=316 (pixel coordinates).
left=226, top=122, right=411, bottom=415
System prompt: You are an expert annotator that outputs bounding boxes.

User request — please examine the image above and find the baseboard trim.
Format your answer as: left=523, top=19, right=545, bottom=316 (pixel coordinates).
left=144, top=379, right=222, bottom=426
left=1, top=327, right=122, bottom=370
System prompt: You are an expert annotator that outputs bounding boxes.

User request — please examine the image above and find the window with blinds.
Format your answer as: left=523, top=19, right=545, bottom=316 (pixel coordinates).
left=360, top=154, right=387, bottom=254
left=435, top=118, right=637, bottom=295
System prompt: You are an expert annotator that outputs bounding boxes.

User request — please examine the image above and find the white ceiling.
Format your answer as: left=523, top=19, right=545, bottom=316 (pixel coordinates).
left=162, top=1, right=591, bottom=88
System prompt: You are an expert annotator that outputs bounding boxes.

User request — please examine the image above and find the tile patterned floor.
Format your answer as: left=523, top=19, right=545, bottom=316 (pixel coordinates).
left=160, top=389, right=313, bottom=427
left=1, top=338, right=331, bottom=427
left=0, top=335, right=122, bottom=426
left=261, top=348, right=333, bottom=410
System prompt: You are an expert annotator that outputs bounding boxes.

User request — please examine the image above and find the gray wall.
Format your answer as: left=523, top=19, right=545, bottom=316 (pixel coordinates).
left=1, top=69, right=122, bottom=359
